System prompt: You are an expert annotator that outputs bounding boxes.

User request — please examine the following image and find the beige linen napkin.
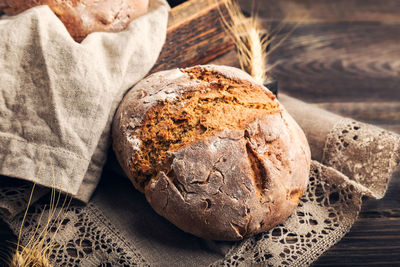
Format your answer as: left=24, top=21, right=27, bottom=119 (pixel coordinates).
left=0, top=0, right=169, bottom=202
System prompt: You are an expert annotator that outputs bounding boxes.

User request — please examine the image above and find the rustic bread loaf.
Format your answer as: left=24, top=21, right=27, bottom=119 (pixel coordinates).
left=112, top=65, right=311, bottom=240
left=0, top=0, right=149, bottom=41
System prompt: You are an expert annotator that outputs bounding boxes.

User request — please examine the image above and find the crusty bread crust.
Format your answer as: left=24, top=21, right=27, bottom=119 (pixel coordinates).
left=0, top=0, right=149, bottom=41
left=112, top=65, right=311, bottom=240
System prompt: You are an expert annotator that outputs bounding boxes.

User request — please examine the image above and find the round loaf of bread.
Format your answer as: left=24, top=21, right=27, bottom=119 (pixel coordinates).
left=0, top=0, right=149, bottom=41
left=112, top=65, right=311, bottom=240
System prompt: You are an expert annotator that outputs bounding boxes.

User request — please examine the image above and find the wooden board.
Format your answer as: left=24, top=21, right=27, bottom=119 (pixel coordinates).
left=150, top=0, right=234, bottom=73
left=239, top=0, right=400, bottom=23
left=264, top=22, right=400, bottom=102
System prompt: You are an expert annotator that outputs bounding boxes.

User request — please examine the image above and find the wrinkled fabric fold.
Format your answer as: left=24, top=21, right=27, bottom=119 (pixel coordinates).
left=0, top=0, right=170, bottom=202
left=280, top=94, right=400, bottom=199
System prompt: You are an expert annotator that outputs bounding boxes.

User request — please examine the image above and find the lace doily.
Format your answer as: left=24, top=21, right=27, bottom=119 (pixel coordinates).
left=8, top=200, right=149, bottom=266
left=0, top=118, right=399, bottom=266
left=210, top=161, right=363, bottom=266
left=323, top=119, right=400, bottom=199
left=0, top=177, right=49, bottom=220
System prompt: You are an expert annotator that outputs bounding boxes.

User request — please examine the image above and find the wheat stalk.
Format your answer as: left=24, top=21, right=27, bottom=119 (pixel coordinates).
left=9, top=190, right=71, bottom=267
left=4, top=162, right=72, bottom=267
left=221, top=0, right=297, bottom=84
left=220, top=0, right=269, bottom=84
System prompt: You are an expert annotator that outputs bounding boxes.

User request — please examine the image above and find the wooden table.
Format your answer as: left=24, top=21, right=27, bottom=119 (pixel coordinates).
left=232, top=1, right=400, bottom=266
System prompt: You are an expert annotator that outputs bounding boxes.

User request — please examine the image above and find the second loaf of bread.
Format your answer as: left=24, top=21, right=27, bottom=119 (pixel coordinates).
left=112, top=65, right=311, bottom=240
left=0, top=0, right=149, bottom=41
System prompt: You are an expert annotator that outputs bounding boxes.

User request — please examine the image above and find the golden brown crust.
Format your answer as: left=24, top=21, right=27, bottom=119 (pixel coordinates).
left=112, top=65, right=311, bottom=240
left=131, top=66, right=281, bottom=191
left=0, top=0, right=149, bottom=41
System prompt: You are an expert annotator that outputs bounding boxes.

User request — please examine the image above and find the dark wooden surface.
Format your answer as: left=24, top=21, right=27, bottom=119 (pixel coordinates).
left=150, top=0, right=234, bottom=73
left=235, top=1, right=400, bottom=266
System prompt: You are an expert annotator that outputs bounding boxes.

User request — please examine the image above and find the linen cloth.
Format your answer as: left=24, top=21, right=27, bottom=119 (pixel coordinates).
left=0, top=0, right=169, bottom=202
left=0, top=94, right=399, bottom=266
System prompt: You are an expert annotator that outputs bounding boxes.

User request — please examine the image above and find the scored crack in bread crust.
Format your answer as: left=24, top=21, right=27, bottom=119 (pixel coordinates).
left=0, top=0, right=149, bottom=42
left=112, top=65, right=311, bottom=240
left=132, top=66, right=281, bottom=191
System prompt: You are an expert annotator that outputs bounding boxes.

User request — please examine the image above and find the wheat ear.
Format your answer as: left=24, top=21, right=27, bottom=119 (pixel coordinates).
left=221, top=0, right=297, bottom=85
left=9, top=161, right=72, bottom=267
